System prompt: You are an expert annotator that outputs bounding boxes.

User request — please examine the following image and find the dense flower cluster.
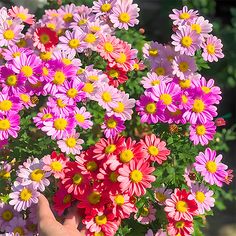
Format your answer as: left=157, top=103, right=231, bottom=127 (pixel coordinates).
left=0, top=2, right=233, bottom=236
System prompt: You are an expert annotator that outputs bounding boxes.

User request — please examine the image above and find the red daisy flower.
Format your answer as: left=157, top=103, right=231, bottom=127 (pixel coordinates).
left=167, top=218, right=194, bottom=236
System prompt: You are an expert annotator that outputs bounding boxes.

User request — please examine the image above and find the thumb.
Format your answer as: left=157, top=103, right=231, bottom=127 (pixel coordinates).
left=63, top=206, right=80, bottom=229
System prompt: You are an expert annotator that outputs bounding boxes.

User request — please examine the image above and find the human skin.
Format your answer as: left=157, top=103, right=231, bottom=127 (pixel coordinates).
left=37, top=194, right=85, bottom=236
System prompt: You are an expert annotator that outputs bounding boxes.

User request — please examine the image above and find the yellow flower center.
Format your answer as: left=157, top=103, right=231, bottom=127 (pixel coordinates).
left=179, top=12, right=190, bottom=20
left=17, top=38, right=27, bottom=48
left=47, top=23, right=56, bottom=31
left=78, top=19, right=87, bottom=26
left=191, top=24, right=202, bottom=34
left=42, top=113, right=53, bottom=120
left=57, top=99, right=66, bottom=108
left=102, top=91, right=112, bottom=102
left=114, top=194, right=125, bottom=206
left=133, top=63, right=139, bottom=70
left=141, top=207, right=149, bottom=217
left=68, top=39, right=80, bottom=49
left=83, top=82, right=94, bottom=93
left=179, top=79, right=191, bottom=89
left=130, top=170, right=143, bottom=183
left=63, top=13, right=73, bottom=22
left=3, top=30, right=15, bottom=40
left=72, top=173, right=83, bottom=185
left=120, top=149, right=134, bottom=163
left=192, top=99, right=205, bottom=113
left=0, top=100, right=12, bottom=111
left=85, top=33, right=96, bottom=43
left=145, top=102, right=156, bottom=114
left=54, top=118, right=67, bottom=130
left=88, top=191, right=101, bottom=204
left=20, top=94, right=30, bottom=103
left=196, top=125, right=206, bottom=136
left=109, top=171, right=118, bottom=182
left=106, top=118, right=117, bottom=129
left=40, top=34, right=50, bottom=44
left=105, top=144, right=116, bottom=154
left=13, top=227, right=24, bottom=236
left=75, top=114, right=85, bottom=123
left=155, top=192, right=167, bottom=203
left=115, top=53, right=127, bottom=64
left=206, top=161, right=217, bottom=173
left=160, top=94, right=172, bottom=105
left=88, top=75, right=99, bottom=81
left=17, top=13, right=27, bottom=21
left=95, top=215, right=107, bottom=226
left=155, top=67, right=165, bottom=76
left=206, top=44, right=215, bottom=54
left=13, top=52, right=21, bottom=58
left=151, top=80, right=160, bottom=86
left=6, top=75, right=17, bottom=86
left=179, top=62, right=189, bottom=72
left=2, top=210, right=13, bottom=221
left=62, top=58, right=71, bottom=65
left=30, top=169, right=45, bottom=182
left=90, top=26, right=101, bottom=33
left=181, top=36, right=193, bottom=47
left=86, top=161, right=98, bottom=171
left=63, top=194, right=72, bottom=204
left=176, top=200, right=188, bottom=213
left=53, top=71, right=66, bottom=85
left=67, top=88, right=78, bottom=98
left=65, top=137, right=77, bottom=148
left=148, top=145, right=159, bottom=156
left=149, top=49, right=158, bottom=57
left=119, top=13, right=131, bottom=23
left=104, top=42, right=113, bottom=52
left=196, top=191, right=206, bottom=203
left=0, top=119, right=10, bottom=130
left=95, top=232, right=105, bottom=236
left=20, top=188, right=32, bottom=201
left=42, top=67, right=49, bottom=76
left=101, top=3, right=111, bottom=12
left=181, top=95, right=188, bottom=104
left=21, top=66, right=33, bottom=77
left=113, top=102, right=125, bottom=113
left=201, top=86, right=211, bottom=94
left=40, top=52, right=52, bottom=61
left=50, top=161, right=63, bottom=172
left=175, top=221, right=185, bottom=229
left=108, top=69, right=119, bottom=78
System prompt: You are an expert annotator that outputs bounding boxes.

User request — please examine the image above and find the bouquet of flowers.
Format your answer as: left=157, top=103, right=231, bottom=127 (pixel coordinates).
left=0, top=1, right=233, bottom=235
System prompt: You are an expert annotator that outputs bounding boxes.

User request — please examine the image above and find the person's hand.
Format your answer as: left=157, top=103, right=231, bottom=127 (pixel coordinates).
left=37, top=194, right=85, bottom=236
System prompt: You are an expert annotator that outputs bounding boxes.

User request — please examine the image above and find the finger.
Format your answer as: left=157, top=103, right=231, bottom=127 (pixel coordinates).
left=37, top=194, right=56, bottom=222
left=63, top=206, right=80, bottom=229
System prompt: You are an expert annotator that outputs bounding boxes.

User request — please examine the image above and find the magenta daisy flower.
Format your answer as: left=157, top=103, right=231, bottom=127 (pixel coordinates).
left=189, top=121, right=216, bottom=146
left=11, top=53, right=42, bottom=84
left=169, top=6, right=198, bottom=26
left=201, top=35, right=224, bottom=62
left=8, top=6, right=35, bottom=25
left=141, top=134, right=170, bottom=164
left=118, top=159, right=156, bottom=197
left=194, top=148, right=228, bottom=187
left=73, top=106, right=93, bottom=129
left=57, top=130, right=84, bottom=155
left=33, top=107, right=53, bottom=129
left=190, top=16, right=213, bottom=38
left=151, top=82, right=181, bottom=112
left=154, top=187, right=172, bottom=206
left=41, top=114, right=75, bottom=140
left=171, top=26, right=201, bottom=56
left=172, top=54, right=197, bottom=80
left=101, top=114, right=125, bottom=138
left=58, top=30, right=87, bottom=57
left=9, top=183, right=40, bottom=212
left=189, top=183, right=215, bottom=215
left=136, top=95, right=165, bottom=124
left=92, top=0, right=116, bottom=17
left=2, top=45, right=31, bottom=61
left=0, top=112, right=20, bottom=140
left=134, top=204, right=156, bottom=225
left=110, top=0, right=140, bottom=30
left=0, top=92, right=21, bottom=115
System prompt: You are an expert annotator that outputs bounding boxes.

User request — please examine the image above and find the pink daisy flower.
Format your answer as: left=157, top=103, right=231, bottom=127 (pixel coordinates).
left=41, top=114, right=75, bottom=140
left=151, top=59, right=172, bottom=76
left=154, top=187, right=172, bottom=206
left=73, top=106, right=93, bottom=129
left=169, top=6, right=198, bottom=26
left=101, top=114, right=125, bottom=138
left=110, top=0, right=140, bottom=30
left=33, top=107, right=53, bottom=129
left=0, top=204, right=19, bottom=231
left=42, top=153, right=68, bottom=179
left=9, top=183, right=40, bottom=212
left=0, top=112, right=20, bottom=140
left=141, top=134, right=170, bottom=164
left=189, top=121, right=216, bottom=146
left=118, top=159, right=156, bottom=197
left=134, top=204, right=156, bottom=225
left=0, top=92, right=21, bottom=115
left=183, top=165, right=197, bottom=187
left=189, top=183, right=215, bottom=215
left=58, top=30, right=87, bottom=57
left=136, top=95, right=165, bottom=124
left=190, top=16, right=213, bottom=38
left=171, top=26, right=201, bottom=56
left=172, top=54, right=197, bottom=80
left=58, top=3, right=77, bottom=25
left=164, top=188, right=198, bottom=221
left=167, top=218, right=194, bottom=236
left=143, top=41, right=165, bottom=62
left=57, top=131, right=84, bottom=155
left=201, top=35, right=224, bottom=62
left=194, top=148, right=228, bottom=187
left=92, top=0, right=116, bottom=17
left=2, top=45, right=31, bottom=61
left=8, top=6, right=35, bottom=25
